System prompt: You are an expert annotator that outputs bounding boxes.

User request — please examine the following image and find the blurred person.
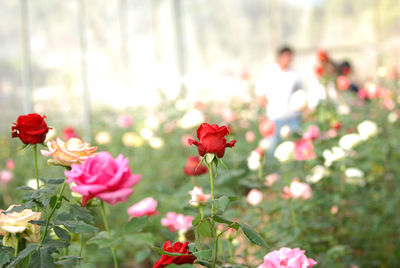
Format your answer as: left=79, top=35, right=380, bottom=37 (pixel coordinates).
left=255, top=46, right=305, bottom=151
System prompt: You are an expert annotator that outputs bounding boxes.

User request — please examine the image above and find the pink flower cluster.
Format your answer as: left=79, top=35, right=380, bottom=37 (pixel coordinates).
left=128, top=197, right=158, bottom=219
left=283, top=178, right=312, bottom=200
left=161, top=212, right=193, bottom=233
left=258, top=247, right=317, bottom=268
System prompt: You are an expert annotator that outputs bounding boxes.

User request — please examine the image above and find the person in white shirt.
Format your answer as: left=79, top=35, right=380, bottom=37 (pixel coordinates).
left=255, top=46, right=305, bottom=151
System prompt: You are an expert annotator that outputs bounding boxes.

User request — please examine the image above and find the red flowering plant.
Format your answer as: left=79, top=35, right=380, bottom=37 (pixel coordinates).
left=151, top=123, right=268, bottom=268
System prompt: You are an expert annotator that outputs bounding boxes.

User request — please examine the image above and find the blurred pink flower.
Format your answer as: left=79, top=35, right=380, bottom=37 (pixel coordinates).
left=246, top=189, right=263, bottom=206
left=337, top=75, right=350, bottom=91
left=294, top=139, right=316, bottom=161
left=127, top=197, right=158, bottom=220
left=264, top=173, right=280, bottom=186
left=246, top=131, right=256, bottom=143
left=117, top=114, right=133, bottom=128
left=63, top=126, right=79, bottom=141
left=222, top=109, right=236, bottom=123
left=259, top=118, right=276, bottom=137
left=161, top=212, right=193, bottom=233
left=330, top=205, right=339, bottom=215
left=65, top=152, right=141, bottom=206
left=0, top=170, right=13, bottom=184
left=303, top=125, right=320, bottom=140
left=181, top=134, right=194, bottom=147
left=188, top=186, right=211, bottom=207
left=5, top=159, right=15, bottom=170
left=258, top=247, right=317, bottom=268
left=282, top=178, right=312, bottom=200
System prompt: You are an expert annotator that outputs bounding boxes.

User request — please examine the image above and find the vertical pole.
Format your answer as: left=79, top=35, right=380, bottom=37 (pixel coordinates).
left=77, top=0, right=91, bottom=142
left=118, top=0, right=130, bottom=85
left=172, top=0, right=186, bottom=96
left=20, top=0, right=33, bottom=113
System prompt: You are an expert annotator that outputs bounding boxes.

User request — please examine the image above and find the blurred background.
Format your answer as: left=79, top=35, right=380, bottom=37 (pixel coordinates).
left=1, top=1, right=400, bottom=267
left=1, top=0, right=400, bottom=135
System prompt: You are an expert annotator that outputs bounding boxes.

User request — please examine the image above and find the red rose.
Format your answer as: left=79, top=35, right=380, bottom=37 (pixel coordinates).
left=317, top=50, right=329, bottom=63
left=188, top=123, right=236, bottom=158
left=153, top=241, right=196, bottom=268
left=184, top=156, right=208, bottom=176
left=315, top=65, right=324, bottom=78
left=11, top=113, right=50, bottom=144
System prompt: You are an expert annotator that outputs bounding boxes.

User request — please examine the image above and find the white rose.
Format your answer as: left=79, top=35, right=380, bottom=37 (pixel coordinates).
left=339, top=133, right=362, bottom=150
left=274, top=141, right=295, bottom=162
left=357, top=120, right=377, bottom=140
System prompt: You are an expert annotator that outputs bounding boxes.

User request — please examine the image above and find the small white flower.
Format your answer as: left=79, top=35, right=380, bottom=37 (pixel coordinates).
left=140, top=128, right=153, bottom=140
left=280, top=125, right=291, bottom=139
left=306, top=165, right=329, bottom=183
left=357, top=120, right=377, bottom=140
left=388, top=112, right=398, bottom=123
left=323, top=147, right=346, bottom=167
left=339, top=133, right=362, bottom=150
left=149, top=137, right=164, bottom=149
left=247, top=151, right=261, bottom=171
left=258, top=138, right=270, bottom=150
left=345, top=168, right=364, bottom=178
left=145, top=116, right=160, bottom=130
left=27, top=179, right=44, bottom=190
left=338, top=104, right=350, bottom=115
left=179, top=110, right=204, bottom=129
left=274, top=141, right=295, bottom=162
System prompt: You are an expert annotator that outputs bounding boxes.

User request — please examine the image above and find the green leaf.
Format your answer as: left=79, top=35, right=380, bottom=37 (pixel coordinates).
left=238, top=222, right=267, bottom=248
left=49, top=196, right=58, bottom=209
left=41, top=239, right=69, bottom=249
left=213, top=196, right=230, bottom=212
left=205, top=153, right=215, bottom=164
left=7, top=244, right=37, bottom=268
left=135, top=249, right=151, bottom=263
left=192, top=214, right=201, bottom=226
left=123, top=216, right=147, bottom=234
left=48, top=178, right=65, bottom=184
left=69, top=205, right=94, bottom=223
left=63, top=221, right=98, bottom=234
left=16, top=186, right=34, bottom=191
left=197, top=219, right=213, bottom=237
left=196, top=260, right=211, bottom=267
left=87, top=231, right=122, bottom=248
left=212, top=215, right=233, bottom=225
left=29, top=249, right=55, bottom=268
left=192, top=249, right=212, bottom=260
left=54, top=256, right=80, bottom=267
left=0, top=247, right=12, bottom=267
left=4, top=202, right=34, bottom=214
left=54, top=226, right=71, bottom=241
left=152, top=247, right=190, bottom=257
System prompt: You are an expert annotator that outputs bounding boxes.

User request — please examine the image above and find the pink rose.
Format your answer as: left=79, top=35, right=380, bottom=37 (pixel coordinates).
left=282, top=178, right=312, bottom=200
left=246, top=131, right=256, bottom=143
left=181, top=134, right=194, bottom=147
left=128, top=197, right=158, bottom=219
left=117, top=114, right=133, bottom=128
left=188, top=186, right=211, bottom=207
left=294, top=139, right=316, bottom=161
left=161, top=212, right=193, bottom=233
left=246, top=189, right=263, bottom=206
left=65, top=152, right=141, bottom=206
left=264, top=173, right=280, bottom=187
left=258, top=247, right=317, bottom=268
left=303, top=125, right=320, bottom=140
left=6, top=159, right=15, bottom=170
left=0, top=170, right=13, bottom=184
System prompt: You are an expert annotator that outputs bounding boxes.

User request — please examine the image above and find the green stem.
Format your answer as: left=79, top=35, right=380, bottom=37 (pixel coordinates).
left=39, top=179, right=67, bottom=245
left=14, top=235, right=19, bottom=257
left=79, top=234, right=84, bottom=264
left=228, top=239, right=233, bottom=264
left=33, top=145, right=40, bottom=190
left=100, top=201, right=119, bottom=268
left=258, top=157, right=263, bottom=179
left=289, top=199, right=298, bottom=229
left=191, top=176, right=197, bottom=186
left=208, top=162, right=217, bottom=268
left=199, top=205, right=204, bottom=220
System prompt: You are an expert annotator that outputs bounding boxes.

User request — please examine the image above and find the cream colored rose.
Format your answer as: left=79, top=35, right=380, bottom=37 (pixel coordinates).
left=41, top=137, right=97, bottom=167
left=0, top=205, right=41, bottom=248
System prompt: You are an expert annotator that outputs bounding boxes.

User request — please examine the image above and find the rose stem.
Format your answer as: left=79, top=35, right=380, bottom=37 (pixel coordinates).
left=33, top=144, right=39, bottom=190
left=208, top=162, right=218, bottom=268
left=39, top=179, right=67, bottom=245
left=228, top=238, right=234, bottom=264
left=79, top=234, right=84, bottom=264
left=100, top=201, right=119, bottom=268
